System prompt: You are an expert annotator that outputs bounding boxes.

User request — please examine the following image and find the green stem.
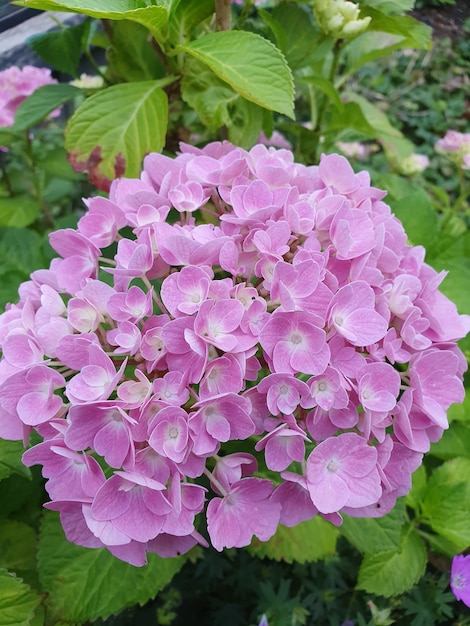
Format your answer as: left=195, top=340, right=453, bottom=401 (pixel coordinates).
left=24, top=130, right=54, bottom=229
left=311, top=39, right=343, bottom=160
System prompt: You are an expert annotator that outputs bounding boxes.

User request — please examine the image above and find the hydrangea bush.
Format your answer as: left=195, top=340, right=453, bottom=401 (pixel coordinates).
left=0, top=141, right=468, bottom=566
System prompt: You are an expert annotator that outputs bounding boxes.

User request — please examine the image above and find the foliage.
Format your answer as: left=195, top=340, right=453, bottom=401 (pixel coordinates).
left=0, top=0, right=469, bottom=624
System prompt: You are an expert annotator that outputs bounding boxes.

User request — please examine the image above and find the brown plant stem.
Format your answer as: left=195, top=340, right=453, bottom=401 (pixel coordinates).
left=215, top=0, right=231, bottom=31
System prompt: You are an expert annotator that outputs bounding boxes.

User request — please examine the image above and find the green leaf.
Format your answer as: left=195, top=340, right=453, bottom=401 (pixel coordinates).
left=0, top=196, right=42, bottom=229
left=340, top=498, right=406, bottom=555
left=13, top=85, right=81, bottom=131
left=426, top=258, right=470, bottom=316
left=15, top=0, right=169, bottom=43
left=248, top=516, right=338, bottom=564
left=0, top=521, right=37, bottom=572
left=0, top=440, right=32, bottom=482
left=405, top=464, right=427, bottom=514
left=421, top=458, right=470, bottom=552
left=356, top=527, right=426, bottom=597
left=228, top=98, right=264, bottom=150
left=431, top=422, right=470, bottom=460
left=65, top=80, right=168, bottom=190
left=0, top=228, right=47, bottom=278
left=343, top=92, right=414, bottom=158
left=360, top=0, right=415, bottom=12
left=326, top=101, right=376, bottom=139
left=27, top=20, right=88, bottom=77
left=390, top=190, right=439, bottom=249
left=37, top=510, right=186, bottom=624
left=0, top=128, right=23, bottom=148
left=180, top=31, right=294, bottom=118
left=168, top=0, right=214, bottom=45
left=181, top=58, right=238, bottom=131
left=268, top=3, right=320, bottom=71
left=362, top=7, right=432, bottom=49
left=107, top=20, right=165, bottom=82
left=0, top=569, right=41, bottom=626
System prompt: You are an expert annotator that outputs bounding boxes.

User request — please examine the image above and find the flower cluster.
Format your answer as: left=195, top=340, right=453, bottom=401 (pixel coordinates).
left=313, top=0, right=371, bottom=40
left=0, top=142, right=468, bottom=566
left=435, top=130, right=470, bottom=171
left=0, top=65, right=58, bottom=128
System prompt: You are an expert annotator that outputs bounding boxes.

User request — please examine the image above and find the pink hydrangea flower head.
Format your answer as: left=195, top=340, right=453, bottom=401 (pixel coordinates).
left=0, top=65, right=59, bottom=127
left=0, top=140, right=467, bottom=564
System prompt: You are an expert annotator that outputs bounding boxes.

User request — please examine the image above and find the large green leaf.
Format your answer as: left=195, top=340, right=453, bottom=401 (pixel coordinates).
left=27, top=20, right=89, bottom=77
left=362, top=7, right=432, bottom=49
left=0, top=228, right=46, bottom=277
left=37, top=511, right=186, bottom=624
left=0, top=521, right=37, bottom=572
left=0, top=197, right=42, bottom=229
left=264, top=4, right=320, bottom=71
left=15, top=0, right=169, bottom=43
left=107, top=20, right=166, bottom=82
left=421, top=458, right=470, bottom=552
left=65, top=81, right=168, bottom=191
left=0, top=569, right=41, bottom=626
left=356, top=526, right=426, bottom=597
left=13, top=85, right=82, bottom=131
left=180, top=31, right=294, bottom=119
left=389, top=189, right=439, bottom=249
left=340, top=498, right=405, bottom=555
left=0, top=441, right=32, bottom=482
left=431, top=422, right=470, bottom=461
left=248, top=516, right=338, bottom=564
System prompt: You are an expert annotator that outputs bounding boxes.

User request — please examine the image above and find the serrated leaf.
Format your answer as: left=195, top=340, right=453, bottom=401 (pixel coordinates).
left=180, top=31, right=294, bottom=118
left=0, top=569, right=41, bottom=626
left=421, top=458, right=470, bottom=551
left=340, top=498, right=405, bottom=555
left=65, top=81, right=168, bottom=191
left=27, top=20, right=88, bottom=77
left=13, top=85, right=81, bottom=131
left=37, top=510, right=186, bottom=623
left=390, top=190, right=439, bottom=249
left=356, top=527, right=426, bottom=597
left=15, top=0, right=169, bottom=43
left=0, top=440, right=32, bottom=481
left=248, top=516, right=338, bottom=564
left=0, top=196, right=42, bottom=228
left=0, top=521, right=37, bottom=572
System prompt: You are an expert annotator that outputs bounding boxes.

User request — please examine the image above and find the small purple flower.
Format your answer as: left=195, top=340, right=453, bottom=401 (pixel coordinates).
left=451, top=554, right=470, bottom=607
